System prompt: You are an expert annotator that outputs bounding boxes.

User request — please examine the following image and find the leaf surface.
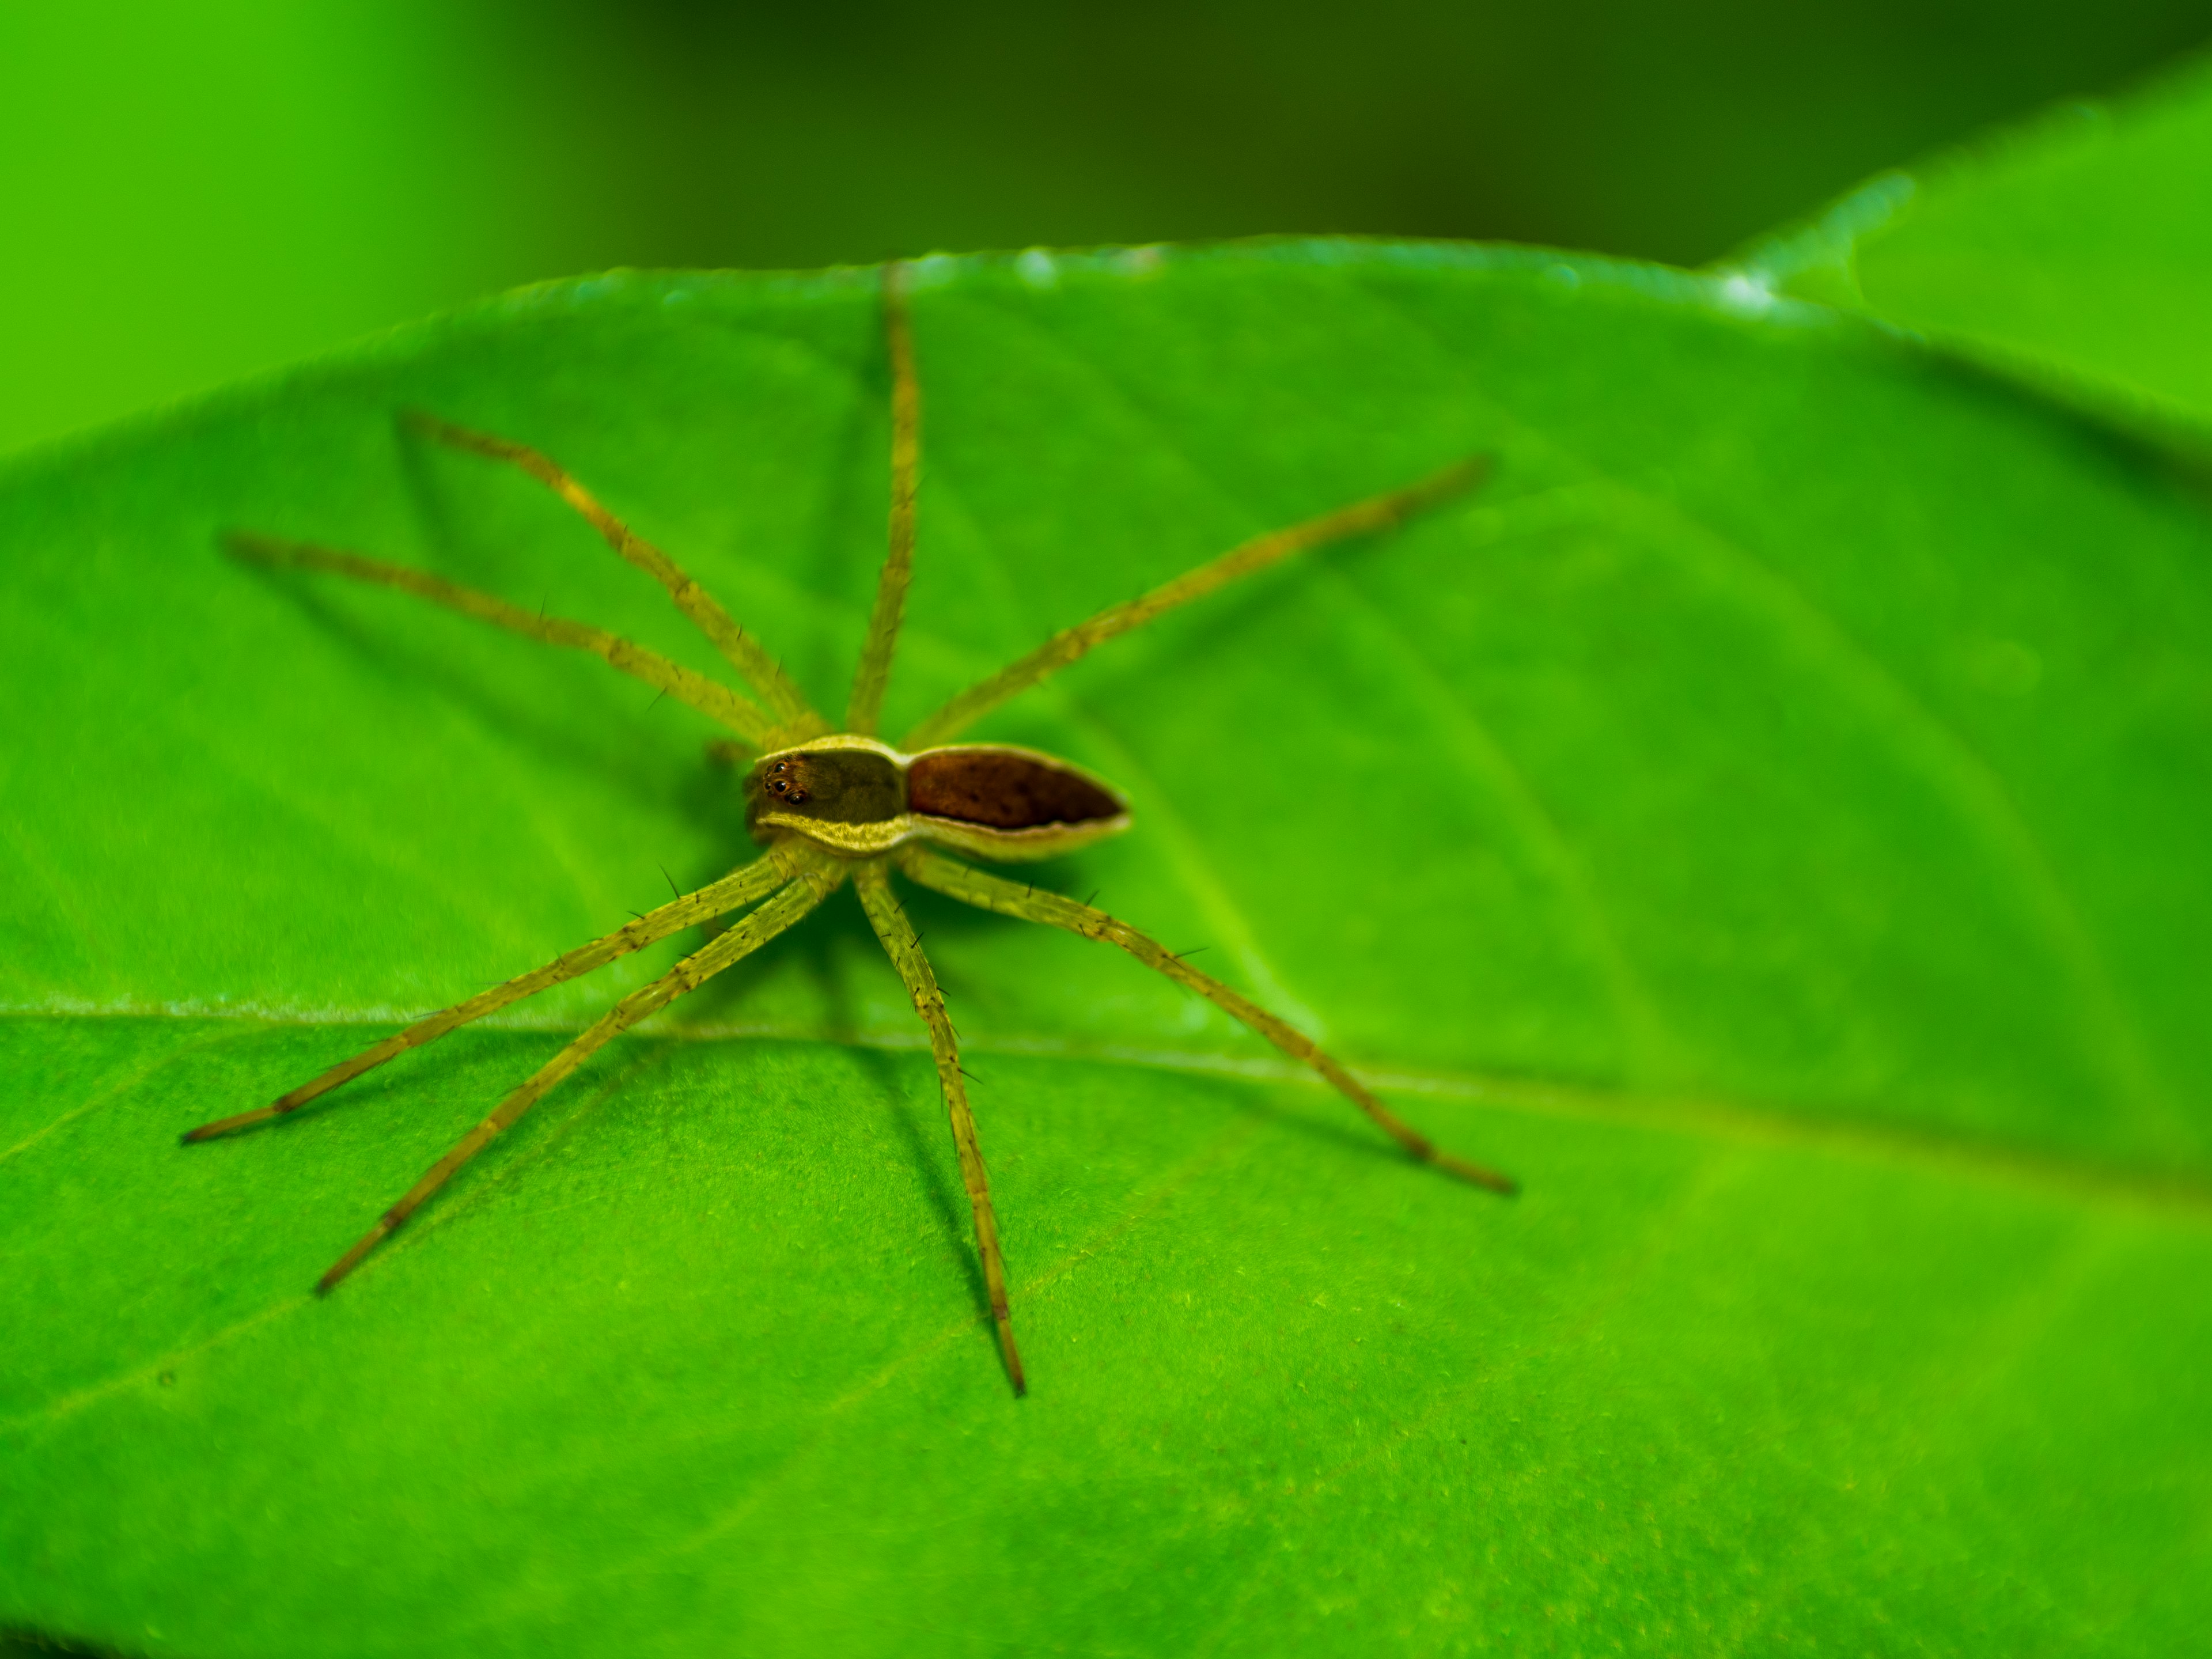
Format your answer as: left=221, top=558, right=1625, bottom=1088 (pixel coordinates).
left=1738, top=55, right=2212, bottom=451
left=3, top=243, right=2210, bottom=1657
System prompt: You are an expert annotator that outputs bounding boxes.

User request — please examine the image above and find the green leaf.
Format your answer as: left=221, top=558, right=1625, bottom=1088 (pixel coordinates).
left=1735, top=54, right=2212, bottom=454
left=4, top=243, right=2209, bottom=1656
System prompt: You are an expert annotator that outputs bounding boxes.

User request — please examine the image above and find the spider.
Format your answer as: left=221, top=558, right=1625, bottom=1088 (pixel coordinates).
left=184, top=262, right=1516, bottom=1396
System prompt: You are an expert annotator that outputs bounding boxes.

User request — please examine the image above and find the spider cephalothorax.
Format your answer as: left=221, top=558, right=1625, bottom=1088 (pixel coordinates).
left=189, top=262, right=1509, bottom=1397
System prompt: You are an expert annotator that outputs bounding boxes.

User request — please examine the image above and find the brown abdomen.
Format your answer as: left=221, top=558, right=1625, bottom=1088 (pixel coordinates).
left=907, top=748, right=1122, bottom=830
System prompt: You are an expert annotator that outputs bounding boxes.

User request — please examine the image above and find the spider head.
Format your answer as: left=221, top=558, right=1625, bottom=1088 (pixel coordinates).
left=744, top=741, right=908, bottom=843
left=760, top=753, right=812, bottom=804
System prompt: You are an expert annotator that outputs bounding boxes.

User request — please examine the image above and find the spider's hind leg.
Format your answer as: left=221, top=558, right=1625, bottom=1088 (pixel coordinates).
left=852, top=858, right=1027, bottom=1397
left=895, top=844, right=1516, bottom=1195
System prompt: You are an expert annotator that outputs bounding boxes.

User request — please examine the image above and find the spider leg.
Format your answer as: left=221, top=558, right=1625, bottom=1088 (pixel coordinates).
left=404, top=410, right=824, bottom=741
left=902, top=453, right=1491, bottom=750
left=181, top=848, right=805, bottom=1144
left=844, top=262, right=919, bottom=737
left=226, top=530, right=779, bottom=746
left=851, top=859, right=1027, bottom=1397
left=703, top=738, right=756, bottom=770
left=316, top=853, right=843, bottom=1295
left=895, top=845, right=1516, bottom=1195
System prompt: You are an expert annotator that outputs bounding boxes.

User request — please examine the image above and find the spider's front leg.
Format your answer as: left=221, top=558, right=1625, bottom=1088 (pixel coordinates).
left=851, top=859, right=1027, bottom=1397
left=309, top=860, right=843, bottom=1294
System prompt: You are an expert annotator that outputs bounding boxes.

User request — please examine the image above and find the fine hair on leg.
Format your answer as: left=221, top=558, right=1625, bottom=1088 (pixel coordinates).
left=851, top=859, right=1027, bottom=1396
left=225, top=531, right=779, bottom=746
left=403, top=410, right=823, bottom=741
left=895, top=845, right=1515, bottom=1194
left=844, top=262, right=920, bottom=737
left=181, top=849, right=805, bottom=1145
left=901, top=453, right=1491, bottom=750
left=316, top=855, right=844, bottom=1296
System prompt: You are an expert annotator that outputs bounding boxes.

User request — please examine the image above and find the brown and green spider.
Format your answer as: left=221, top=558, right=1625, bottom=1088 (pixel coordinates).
left=184, top=262, right=1516, bottom=1396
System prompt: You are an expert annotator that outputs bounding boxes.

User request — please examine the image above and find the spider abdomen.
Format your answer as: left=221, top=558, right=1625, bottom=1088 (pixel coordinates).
left=908, top=748, right=1122, bottom=830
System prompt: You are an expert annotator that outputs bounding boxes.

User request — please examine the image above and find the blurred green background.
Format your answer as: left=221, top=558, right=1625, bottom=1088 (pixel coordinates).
left=5, top=0, right=2211, bottom=461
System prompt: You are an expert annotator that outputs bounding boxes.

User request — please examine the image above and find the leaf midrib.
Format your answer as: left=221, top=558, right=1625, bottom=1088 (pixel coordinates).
left=5, top=1005, right=2208, bottom=1222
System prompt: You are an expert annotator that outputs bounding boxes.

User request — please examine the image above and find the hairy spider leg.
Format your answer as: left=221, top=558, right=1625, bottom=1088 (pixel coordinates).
left=404, top=410, right=824, bottom=743
left=181, top=848, right=804, bottom=1144
left=896, top=845, right=1516, bottom=1195
left=851, top=860, right=1027, bottom=1395
left=902, top=453, right=1492, bottom=751
left=225, top=531, right=779, bottom=747
left=844, top=261, right=920, bottom=738
left=317, top=856, right=844, bottom=1294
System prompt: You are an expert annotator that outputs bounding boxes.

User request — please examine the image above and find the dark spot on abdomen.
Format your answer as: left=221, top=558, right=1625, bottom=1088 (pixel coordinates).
left=908, top=748, right=1122, bottom=830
